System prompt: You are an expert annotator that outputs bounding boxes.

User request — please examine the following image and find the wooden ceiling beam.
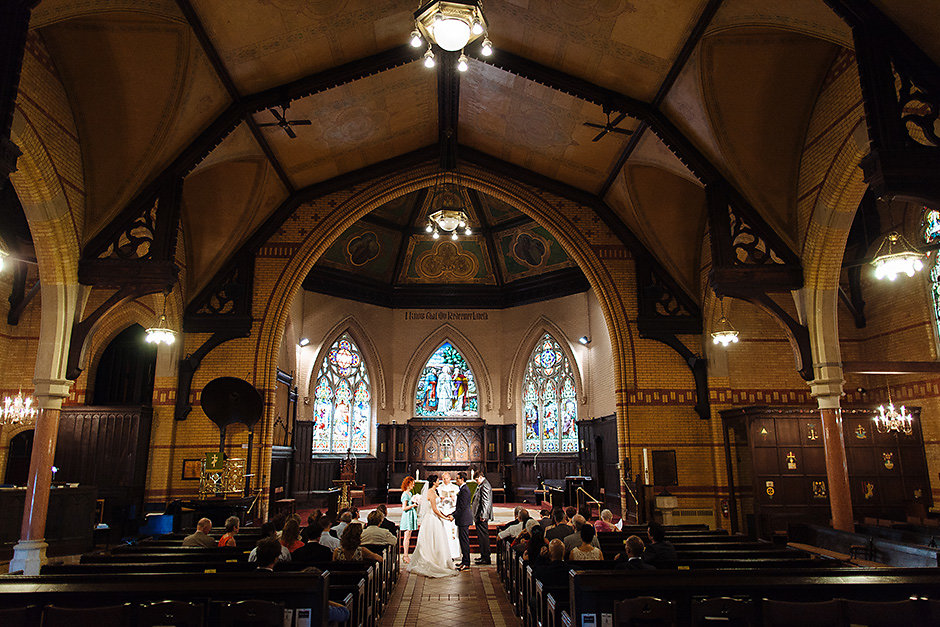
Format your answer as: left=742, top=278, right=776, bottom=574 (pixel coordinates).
left=599, top=0, right=724, bottom=197
left=437, top=50, right=460, bottom=170
left=174, top=0, right=294, bottom=193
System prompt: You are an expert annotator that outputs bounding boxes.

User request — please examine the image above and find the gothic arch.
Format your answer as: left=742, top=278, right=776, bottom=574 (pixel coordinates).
left=399, top=323, right=493, bottom=415
left=307, top=316, right=387, bottom=411
left=507, top=316, right=586, bottom=411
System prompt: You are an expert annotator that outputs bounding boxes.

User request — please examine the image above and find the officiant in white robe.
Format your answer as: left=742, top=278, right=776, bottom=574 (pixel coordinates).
left=436, top=473, right=461, bottom=559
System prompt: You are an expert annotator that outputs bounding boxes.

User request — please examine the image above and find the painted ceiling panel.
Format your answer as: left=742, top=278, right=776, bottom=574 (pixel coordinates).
left=190, top=0, right=414, bottom=94
left=496, top=223, right=576, bottom=283
left=460, top=61, right=638, bottom=193
left=317, top=221, right=402, bottom=283
left=701, top=28, right=838, bottom=244
left=483, top=0, right=709, bottom=101
left=41, top=13, right=229, bottom=243
left=254, top=62, right=437, bottom=189
left=401, top=237, right=496, bottom=285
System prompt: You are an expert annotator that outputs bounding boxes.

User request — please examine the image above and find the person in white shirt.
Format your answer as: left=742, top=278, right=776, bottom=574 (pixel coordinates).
left=248, top=521, right=291, bottom=563
left=361, top=510, right=397, bottom=546
left=318, top=517, right=340, bottom=550
left=498, top=508, right=531, bottom=540
left=333, top=511, right=353, bottom=538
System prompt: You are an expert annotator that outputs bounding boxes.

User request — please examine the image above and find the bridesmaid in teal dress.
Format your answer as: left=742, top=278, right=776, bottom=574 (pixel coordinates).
left=400, top=476, right=418, bottom=563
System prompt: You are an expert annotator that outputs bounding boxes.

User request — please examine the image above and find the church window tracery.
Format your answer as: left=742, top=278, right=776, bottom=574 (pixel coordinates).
left=415, top=341, right=479, bottom=417
left=312, top=334, right=371, bottom=453
left=523, top=334, right=578, bottom=453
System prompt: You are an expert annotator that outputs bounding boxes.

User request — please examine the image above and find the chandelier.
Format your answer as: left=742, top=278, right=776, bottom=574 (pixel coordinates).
left=0, top=248, right=7, bottom=273
left=711, top=297, right=739, bottom=347
left=1, top=390, right=38, bottom=427
left=145, top=290, right=176, bottom=346
left=425, top=172, right=472, bottom=241
left=874, top=380, right=913, bottom=435
left=871, top=231, right=924, bottom=281
left=410, top=1, right=493, bottom=71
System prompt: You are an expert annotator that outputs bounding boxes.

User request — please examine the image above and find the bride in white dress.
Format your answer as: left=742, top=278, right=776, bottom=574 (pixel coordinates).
left=408, top=475, right=457, bottom=578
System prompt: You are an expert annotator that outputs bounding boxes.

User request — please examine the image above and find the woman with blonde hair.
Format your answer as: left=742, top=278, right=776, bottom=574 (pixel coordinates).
left=334, top=522, right=383, bottom=562
left=400, top=475, right=418, bottom=563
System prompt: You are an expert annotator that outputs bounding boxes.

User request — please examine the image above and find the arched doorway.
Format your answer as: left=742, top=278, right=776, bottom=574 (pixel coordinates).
left=91, top=324, right=157, bottom=405
left=3, top=430, right=34, bottom=486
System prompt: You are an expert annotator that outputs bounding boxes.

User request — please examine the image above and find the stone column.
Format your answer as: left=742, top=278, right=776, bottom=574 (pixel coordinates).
left=10, top=378, right=71, bottom=574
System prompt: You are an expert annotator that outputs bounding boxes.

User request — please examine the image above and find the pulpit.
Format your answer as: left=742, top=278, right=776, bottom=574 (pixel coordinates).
left=333, top=454, right=365, bottom=509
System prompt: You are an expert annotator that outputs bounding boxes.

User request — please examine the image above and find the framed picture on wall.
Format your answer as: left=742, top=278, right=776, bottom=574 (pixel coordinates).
left=181, top=459, right=202, bottom=480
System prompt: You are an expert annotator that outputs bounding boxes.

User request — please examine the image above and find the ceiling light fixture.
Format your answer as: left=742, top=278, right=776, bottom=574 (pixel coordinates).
left=1, top=389, right=38, bottom=427
left=145, top=289, right=176, bottom=346
left=871, top=231, right=925, bottom=281
left=711, top=297, right=739, bottom=347
left=412, top=1, right=491, bottom=70
left=425, top=170, right=473, bottom=242
left=298, top=337, right=310, bottom=347
left=0, top=248, right=7, bottom=273
left=423, top=47, right=436, bottom=68
left=578, top=336, right=591, bottom=346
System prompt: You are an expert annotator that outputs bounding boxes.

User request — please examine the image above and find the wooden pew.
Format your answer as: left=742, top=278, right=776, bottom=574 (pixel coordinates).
left=791, top=523, right=940, bottom=567
left=0, top=572, right=329, bottom=626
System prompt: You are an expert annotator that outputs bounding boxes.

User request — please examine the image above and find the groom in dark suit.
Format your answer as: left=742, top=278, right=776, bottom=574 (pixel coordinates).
left=454, top=472, right=473, bottom=571
left=472, top=469, right=493, bottom=565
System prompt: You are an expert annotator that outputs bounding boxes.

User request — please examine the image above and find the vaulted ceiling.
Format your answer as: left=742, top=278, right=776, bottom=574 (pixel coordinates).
left=16, top=0, right=938, bottom=307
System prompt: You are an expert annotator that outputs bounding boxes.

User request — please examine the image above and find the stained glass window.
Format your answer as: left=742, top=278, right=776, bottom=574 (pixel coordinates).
left=930, top=259, right=940, bottom=347
left=415, top=341, right=479, bottom=417
left=312, top=333, right=371, bottom=454
left=924, top=208, right=940, bottom=244
left=523, top=334, right=578, bottom=453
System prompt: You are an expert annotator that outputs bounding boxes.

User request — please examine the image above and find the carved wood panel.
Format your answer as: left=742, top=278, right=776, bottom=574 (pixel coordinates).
left=408, top=419, right=484, bottom=466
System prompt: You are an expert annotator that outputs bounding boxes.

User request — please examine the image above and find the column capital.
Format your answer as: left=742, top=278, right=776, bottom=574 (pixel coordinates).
left=32, top=378, right=72, bottom=409
left=810, top=374, right=844, bottom=409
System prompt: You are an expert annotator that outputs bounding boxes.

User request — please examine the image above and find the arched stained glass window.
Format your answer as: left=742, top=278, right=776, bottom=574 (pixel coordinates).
left=415, top=341, right=478, bottom=417
left=312, top=333, right=371, bottom=453
left=924, top=208, right=940, bottom=349
left=523, top=334, right=578, bottom=454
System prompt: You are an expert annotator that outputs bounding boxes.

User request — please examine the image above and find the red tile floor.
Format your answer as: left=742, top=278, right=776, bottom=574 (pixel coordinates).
left=379, top=564, right=521, bottom=627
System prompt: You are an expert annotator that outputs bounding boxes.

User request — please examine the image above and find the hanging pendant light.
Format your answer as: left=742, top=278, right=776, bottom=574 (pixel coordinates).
left=871, top=231, right=925, bottom=281
left=873, top=377, right=913, bottom=435
left=1, top=389, right=38, bottom=427
left=711, top=297, right=740, bottom=347
left=411, top=1, right=492, bottom=71
left=425, top=169, right=472, bottom=241
left=145, top=290, right=176, bottom=346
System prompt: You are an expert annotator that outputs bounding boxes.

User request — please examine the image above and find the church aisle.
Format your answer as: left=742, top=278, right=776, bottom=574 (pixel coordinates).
left=380, top=564, right=521, bottom=627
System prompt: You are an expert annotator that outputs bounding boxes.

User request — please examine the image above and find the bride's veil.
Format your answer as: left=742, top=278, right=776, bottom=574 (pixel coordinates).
left=417, top=480, right=431, bottom=520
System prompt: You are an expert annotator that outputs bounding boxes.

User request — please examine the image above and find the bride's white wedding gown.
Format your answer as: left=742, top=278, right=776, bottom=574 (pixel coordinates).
left=408, top=488, right=457, bottom=578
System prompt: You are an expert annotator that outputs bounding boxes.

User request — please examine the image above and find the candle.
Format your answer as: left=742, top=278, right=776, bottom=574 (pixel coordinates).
left=642, top=448, right=649, bottom=485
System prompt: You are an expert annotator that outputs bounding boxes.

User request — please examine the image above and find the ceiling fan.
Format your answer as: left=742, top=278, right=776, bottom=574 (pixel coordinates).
left=583, top=108, right=633, bottom=142
left=257, top=103, right=312, bottom=139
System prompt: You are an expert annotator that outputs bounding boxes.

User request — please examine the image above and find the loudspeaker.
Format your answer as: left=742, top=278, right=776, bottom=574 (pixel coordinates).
left=651, top=450, right=678, bottom=486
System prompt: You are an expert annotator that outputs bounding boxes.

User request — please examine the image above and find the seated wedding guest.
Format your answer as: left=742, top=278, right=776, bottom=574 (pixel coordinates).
left=334, top=523, right=384, bottom=563
left=291, top=528, right=334, bottom=563
left=249, top=522, right=291, bottom=563
left=594, top=509, right=617, bottom=533
left=616, top=535, right=655, bottom=570
left=280, top=518, right=305, bottom=553
left=318, top=516, right=340, bottom=550
left=255, top=538, right=283, bottom=572
left=375, top=504, right=398, bottom=534
left=301, top=567, right=352, bottom=624
left=217, top=516, right=239, bottom=547
left=565, top=506, right=577, bottom=522
left=579, top=505, right=593, bottom=522
left=182, top=518, right=215, bottom=548
left=564, top=515, right=600, bottom=557
left=300, top=510, right=322, bottom=543
left=334, top=511, right=353, bottom=537
left=538, top=509, right=553, bottom=528
left=522, top=523, right=549, bottom=564
left=498, top=506, right=523, bottom=532
left=569, top=525, right=603, bottom=561
left=498, top=508, right=530, bottom=540
left=532, top=539, right=570, bottom=588
left=643, top=522, right=677, bottom=569
left=361, top=510, right=397, bottom=546
left=545, top=508, right=573, bottom=542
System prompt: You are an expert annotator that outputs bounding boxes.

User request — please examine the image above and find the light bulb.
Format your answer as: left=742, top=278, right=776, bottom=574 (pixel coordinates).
left=432, top=17, right=472, bottom=51
left=0, top=251, right=6, bottom=272
left=424, top=48, right=436, bottom=68
left=457, top=54, right=468, bottom=72
left=459, top=220, right=466, bottom=227
left=465, top=227, right=472, bottom=236
left=426, top=223, right=433, bottom=233
left=410, top=29, right=423, bottom=47
left=451, top=231, right=459, bottom=240
left=480, top=38, right=493, bottom=57
left=471, top=19, right=483, bottom=36
left=432, top=230, right=440, bottom=240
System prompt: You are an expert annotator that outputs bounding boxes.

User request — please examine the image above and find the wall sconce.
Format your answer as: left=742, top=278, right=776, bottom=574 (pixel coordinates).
left=298, top=337, right=310, bottom=347
left=578, top=336, right=591, bottom=345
